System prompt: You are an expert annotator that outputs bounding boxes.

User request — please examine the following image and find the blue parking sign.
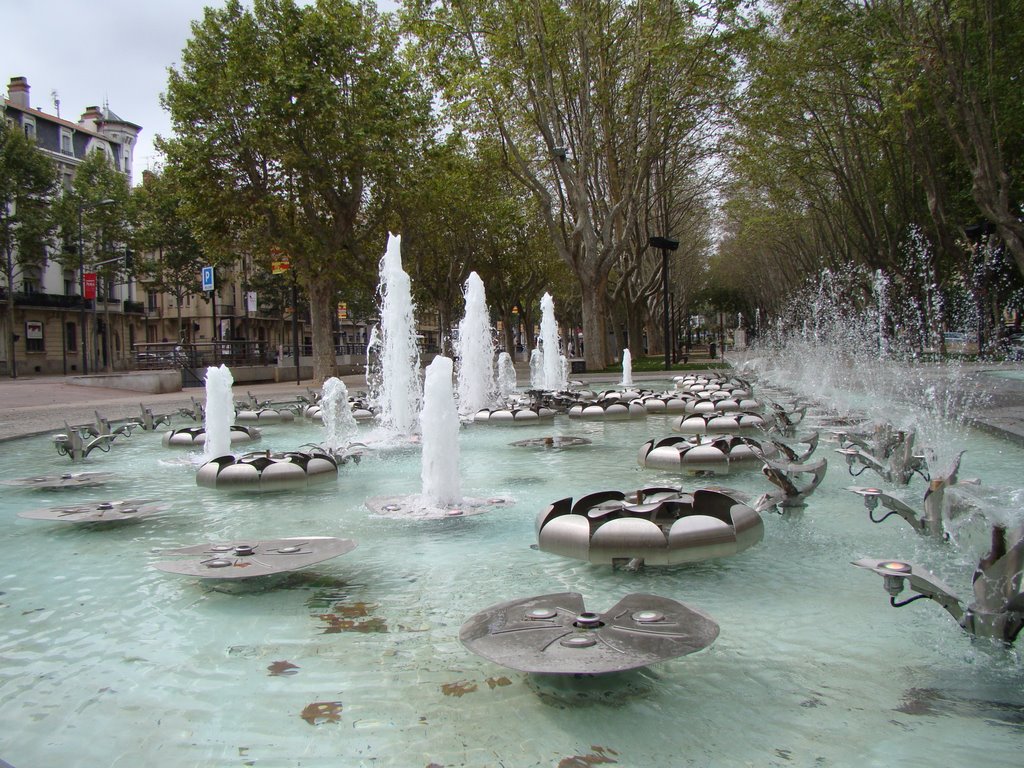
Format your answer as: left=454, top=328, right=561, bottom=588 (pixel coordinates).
left=201, top=266, right=215, bottom=292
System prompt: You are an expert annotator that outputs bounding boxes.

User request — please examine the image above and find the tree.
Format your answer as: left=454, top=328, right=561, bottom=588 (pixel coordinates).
left=162, top=0, right=429, bottom=383
left=130, top=168, right=208, bottom=342
left=0, top=120, right=58, bottom=378
left=53, top=149, right=131, bottom=372
left=405, top=0, right=736, bottom=370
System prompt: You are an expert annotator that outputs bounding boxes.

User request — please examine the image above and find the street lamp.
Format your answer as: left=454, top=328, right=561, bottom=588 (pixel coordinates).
left=649, top=236, right=679, bottom=371
left=77, top=198, right=115, bottom=375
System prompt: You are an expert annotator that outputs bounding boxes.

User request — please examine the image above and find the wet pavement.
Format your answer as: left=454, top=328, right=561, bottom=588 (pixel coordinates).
left=0, top=362, right=1022, bottom=445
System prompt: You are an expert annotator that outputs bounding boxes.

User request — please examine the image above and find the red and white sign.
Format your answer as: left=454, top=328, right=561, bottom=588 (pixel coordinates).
left=83, top=273, right=97, bottom=300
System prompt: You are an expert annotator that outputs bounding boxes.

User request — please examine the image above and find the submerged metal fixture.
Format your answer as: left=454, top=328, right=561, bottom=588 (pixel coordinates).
left=834, top=423, right=926, bottom=485
left=847, top=452, right=970, bottom=536
left=162, top=424, right=261, bottom=447
left=754, top=457, right=829, bottom=511
left=511, top=435, right=592, bottom=449
left=53, top=422, right=117, bottom=461
left=196, top=449, right=338, bottom=491
left=152, top=536, right=357, bottom=579
left=459, top=591, right=719, bottom=674
left=536, top=486, right=763, bottom=567
left=852, top=523, right=1024, bottom=644
left=2, top=471, right=116, bottom=490
left=17, top=499, right=168, bottom=523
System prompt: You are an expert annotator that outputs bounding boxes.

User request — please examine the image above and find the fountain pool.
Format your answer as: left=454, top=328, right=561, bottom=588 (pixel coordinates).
left=1, top=377, right=1022, bottom=767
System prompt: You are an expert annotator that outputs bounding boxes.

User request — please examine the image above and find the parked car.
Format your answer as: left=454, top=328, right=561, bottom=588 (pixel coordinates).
left=943, top=332, right=978, bottom=355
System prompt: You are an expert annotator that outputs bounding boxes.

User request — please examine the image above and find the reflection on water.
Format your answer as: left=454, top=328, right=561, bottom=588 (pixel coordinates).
left=0, top=379, right=1022, bottom=767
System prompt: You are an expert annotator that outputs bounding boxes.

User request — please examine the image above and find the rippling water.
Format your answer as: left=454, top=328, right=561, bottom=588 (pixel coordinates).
left=1, top=379, right=1022, bottom=767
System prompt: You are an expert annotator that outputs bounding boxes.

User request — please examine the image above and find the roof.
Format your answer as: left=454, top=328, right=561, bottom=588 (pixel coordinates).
left=3, top=99, right=141, bottom=139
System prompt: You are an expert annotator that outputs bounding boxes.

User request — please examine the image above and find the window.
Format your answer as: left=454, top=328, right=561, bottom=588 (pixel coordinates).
left=22, top=117, right=35, bottom=140
left=64, top=271, right=76, bottom=296
left=61, top=130, right=73, bottom=155
left=21, top=278, right=38, bottom=294
left=25, top=321, right=44, bottom=353
left=66, top=322, right=77, bottom=351
left=147, top=290, right=158, bottom=312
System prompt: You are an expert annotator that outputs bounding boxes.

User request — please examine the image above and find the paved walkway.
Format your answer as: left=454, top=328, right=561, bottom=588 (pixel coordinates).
left=0, top=362, right=1022, bottom=444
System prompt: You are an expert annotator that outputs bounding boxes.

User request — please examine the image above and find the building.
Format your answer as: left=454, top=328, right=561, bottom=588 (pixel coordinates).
left=2, top=75, right=143, bottom=376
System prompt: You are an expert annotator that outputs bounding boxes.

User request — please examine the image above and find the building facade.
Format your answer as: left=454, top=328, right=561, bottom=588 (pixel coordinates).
left=2, top=75, right=143, bottom=376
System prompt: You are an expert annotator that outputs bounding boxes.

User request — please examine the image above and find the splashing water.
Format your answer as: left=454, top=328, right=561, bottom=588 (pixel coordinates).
left=539, top=293, right=566, bottom=391
left=496, top=352, right=517, bottom=401
left=321, top=377, right=358, bottom=451
left=367, top=233, right=421, bottom=435
left=529, top=348, right=543, bottom=389
left=420, top=355, right=461, bottom=506
left=202, top=364, right=234, bottom=460
left=455, top=272, right=496, bottom=415
left=621, top=348, right=633, bottom=386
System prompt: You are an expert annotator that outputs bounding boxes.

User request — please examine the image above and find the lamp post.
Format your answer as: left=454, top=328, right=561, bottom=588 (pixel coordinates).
left=77, top=198, right=115, bottom=375
left=648, top=236, right=679, bottom=371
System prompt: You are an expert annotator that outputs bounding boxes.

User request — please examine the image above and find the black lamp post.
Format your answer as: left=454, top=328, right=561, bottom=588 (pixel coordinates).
left=77, top=198, right=115, bottom=375
left=649, top=236, right=679, bottom=371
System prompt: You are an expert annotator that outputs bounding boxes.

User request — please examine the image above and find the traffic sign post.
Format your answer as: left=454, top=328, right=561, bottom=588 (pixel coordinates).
left=201, top=266, right=215, bottom=292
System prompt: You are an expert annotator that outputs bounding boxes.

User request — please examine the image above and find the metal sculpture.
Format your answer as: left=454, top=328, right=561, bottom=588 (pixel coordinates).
left=88, top=411, right=136, bottom=439
left=567, top=399, right=647, bottom=420
left=672, top=410, right=770, bottom=435
left=473, top=406, right=556, bottom=424
left=18, top=499, right=168, bottom=523
left=177, top=396, right=205, bottom=422
left=834, top=423, right=926, bottom=485
left=460, top=592, right=719, bottom=674
left=234, top=407, right=296, bottom=424
left=536, top=486, right=763, bottom=568
left=847, top=452, right=968, bottom=537
left=638, top=434, right=782, bottom=475
left=853, top=523, right=1024, bottom=643
left=132, top=403, right=172, bottom=431
left=152, top=536, right=357, bottom=579
left=53, top=422, right=117, bottom=461
left=754, top=457, right=829, bottom=511
left=196, top=449, right=338, bottom=490
left=2, top=471, right=116, bottom=490
left=511, top=436, right=592, bottom=449
left=162, top=425, right=261, bottom=447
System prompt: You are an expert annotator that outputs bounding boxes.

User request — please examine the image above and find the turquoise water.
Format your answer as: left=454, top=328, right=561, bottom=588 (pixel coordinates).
left=984, top=368, right=1024, bottom=381
left=1, top=379, right=1022, bottom=767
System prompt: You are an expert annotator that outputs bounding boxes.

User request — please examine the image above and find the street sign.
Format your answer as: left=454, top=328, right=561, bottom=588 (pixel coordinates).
left=337, top=302, right=348, bottom=320
left=83, top=273, right=97, bottom=300
left=270, top=246, right=290, bottom=275
left=201, top=266, right=215, bottom=292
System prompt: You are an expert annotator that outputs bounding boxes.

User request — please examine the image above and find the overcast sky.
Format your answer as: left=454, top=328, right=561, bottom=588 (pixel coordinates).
left=1, top=0, right=398, bottom=182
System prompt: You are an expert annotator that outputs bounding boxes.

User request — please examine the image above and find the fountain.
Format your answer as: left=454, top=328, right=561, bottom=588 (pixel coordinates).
left=621, top=348, right=633, bottom=386
left=455, top=272, right=496, bottom=416
left=203, top=364, right=235, bottom=459
left=496, top=351, right=517, bottom=401
left=319, top=377, right=359, bottom=453
left=4, top=257, right=1024, bottom=766
left=420, top=355, right=461, bottom=507
left=538, top=292, right=566, bottom=392
left=366, top=232, right=421, bottom=436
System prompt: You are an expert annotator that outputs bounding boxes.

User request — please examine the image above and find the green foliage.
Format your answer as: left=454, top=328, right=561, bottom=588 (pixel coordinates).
left=0, top=120, right=58, bottom=274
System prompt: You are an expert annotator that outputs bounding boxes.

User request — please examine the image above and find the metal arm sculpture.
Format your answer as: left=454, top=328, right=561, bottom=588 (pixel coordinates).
left=53, top=422, right=117, bottom=461
left=847, top=451, right=969, bottom=537
left=177, top=396, right=205, bottom=422
left=89, top=410, right=136, bottom=439
left=834, top=422, right=927, bottom=485
left=764, top=400, right=808, bottom=438
left=753, top=456, right=828, bottom=512
left=132, top=403, right=172, bottom=431
left=853, top=523, right=1024, bottom=644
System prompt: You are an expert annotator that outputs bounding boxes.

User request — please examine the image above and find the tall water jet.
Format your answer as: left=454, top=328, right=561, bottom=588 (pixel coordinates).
left=496, top=352, right=517, bottom=401
left=321, top=377, right=358, bottom=452
left=455, top=272, right=496, bottom=415
left=529, top=348, right=543, bottom=389
left=420, top=355, right=461, bottom=506
left=203, top=364, right=234, bottom=459
left=367, top=233, right=421, bottom=435
left=539, top=293, right=566, bottom=391
left=621, top=348, right=633, bottom=386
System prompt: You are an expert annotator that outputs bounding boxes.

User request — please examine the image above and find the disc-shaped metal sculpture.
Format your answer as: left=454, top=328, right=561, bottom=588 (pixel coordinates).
left=567, top=400, right=647, bottom=420
left=17, top=498, right=168, bottom=523
left=2, top=472, right=117, bottom=489
left=152, top=536, right=356, bottom=579
left=162, top=425, right=261, bottom=447
left=511, top=436, right=592, bottom=449
left=235, top=407, right=295, bottom=423
left=460, top=591, right=719, bottom=674
left=473, top=406, right=556, bottom=424
left=196, top=449, right=338, bottom=491
left=536, top=486, right=763, bottom=566
left=638, top=434, right=779, bottom=475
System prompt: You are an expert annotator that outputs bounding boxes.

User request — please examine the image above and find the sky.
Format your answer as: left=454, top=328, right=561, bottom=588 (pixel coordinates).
left=0, top=0, right=398, bottom=183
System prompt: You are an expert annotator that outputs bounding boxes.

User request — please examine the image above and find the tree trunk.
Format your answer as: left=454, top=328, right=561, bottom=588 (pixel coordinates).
left=307, top=274, right=338, bottom=385
left=580, top=276, right=609, bottom=370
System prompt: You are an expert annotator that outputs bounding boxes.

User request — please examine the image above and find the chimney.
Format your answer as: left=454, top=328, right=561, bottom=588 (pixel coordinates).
left=7, top=76, right=30, bottom=109
left=79, top=105, right=103, bottom=132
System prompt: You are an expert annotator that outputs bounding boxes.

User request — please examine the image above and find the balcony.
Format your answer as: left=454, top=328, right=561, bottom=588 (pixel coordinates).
left=0, top=288, right=86, bottom=309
